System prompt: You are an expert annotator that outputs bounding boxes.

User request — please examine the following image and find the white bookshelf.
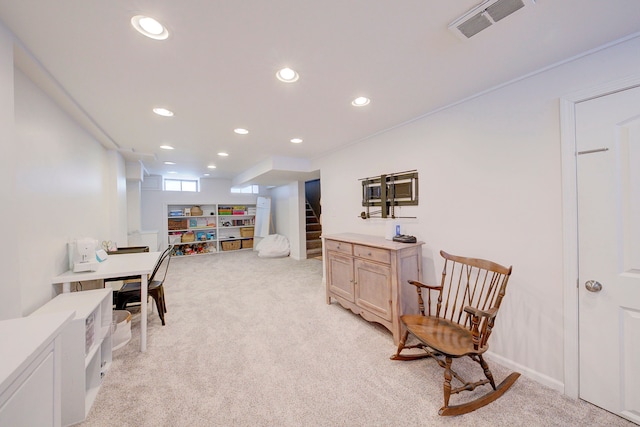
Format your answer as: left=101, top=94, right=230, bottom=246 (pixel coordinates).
left=167, top=203, right=256, bottom=256
left=30, top=288, right=113, bottom=427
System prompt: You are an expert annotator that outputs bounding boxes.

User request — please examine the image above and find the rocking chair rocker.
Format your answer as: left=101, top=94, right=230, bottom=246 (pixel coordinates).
left=391, top=250, right=520, bottom=416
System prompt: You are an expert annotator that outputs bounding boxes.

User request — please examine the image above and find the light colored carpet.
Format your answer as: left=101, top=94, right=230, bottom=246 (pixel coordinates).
left=82, top=251, right=633, bottom=426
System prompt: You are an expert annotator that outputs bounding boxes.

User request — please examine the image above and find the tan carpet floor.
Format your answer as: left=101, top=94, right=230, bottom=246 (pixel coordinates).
left=81, top=251, right=634, bottom=426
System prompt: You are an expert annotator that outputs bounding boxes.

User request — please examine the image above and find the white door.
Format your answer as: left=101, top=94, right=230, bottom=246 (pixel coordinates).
left=576, top=85, right=640, bottom=424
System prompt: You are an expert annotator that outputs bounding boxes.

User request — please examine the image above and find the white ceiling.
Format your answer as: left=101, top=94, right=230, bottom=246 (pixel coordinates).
left=1, top=1, right=639, bottom=186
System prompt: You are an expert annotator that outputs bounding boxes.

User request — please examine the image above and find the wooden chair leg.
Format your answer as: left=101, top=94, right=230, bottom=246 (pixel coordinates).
left=443, top=356, right=453, bottom=410
left=391, top=330, right=409, bottom=358
left=390, top=330, right=431, bottom=361
left=478, top=354, right=496, bottom=390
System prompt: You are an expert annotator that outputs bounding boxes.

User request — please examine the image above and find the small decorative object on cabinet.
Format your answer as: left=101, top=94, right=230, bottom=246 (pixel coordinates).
left=323, top=233, right=424, bottom=344
left=29, top=288, right=113, bottom=426
left=166, top=203, right=256, bottom=256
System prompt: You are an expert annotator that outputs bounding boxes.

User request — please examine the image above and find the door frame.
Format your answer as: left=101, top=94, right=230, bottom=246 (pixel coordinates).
left=560, top=73, right=640, bottom=399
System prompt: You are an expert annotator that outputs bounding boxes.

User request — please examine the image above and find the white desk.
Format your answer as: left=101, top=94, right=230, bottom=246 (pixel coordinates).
left=52, top=251, right=161, bottom=352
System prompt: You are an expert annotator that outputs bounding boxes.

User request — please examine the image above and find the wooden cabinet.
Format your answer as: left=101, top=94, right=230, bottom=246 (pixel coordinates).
left=166, top=203, right=256, bottom=256
left=30, top=288, right=113, bottom=427
left=0, top=311, right=73, bottom=427
left=323, top=233, right=423, bottom=344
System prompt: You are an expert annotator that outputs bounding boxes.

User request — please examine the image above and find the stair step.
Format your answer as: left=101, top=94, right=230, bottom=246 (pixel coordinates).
left=306, top=231, right=322, bottom=240
left=306, top=247, right=323, bottom=257
left=306, top=223, right=321, bottom=231
left=306, top=239, right=322, bottom=250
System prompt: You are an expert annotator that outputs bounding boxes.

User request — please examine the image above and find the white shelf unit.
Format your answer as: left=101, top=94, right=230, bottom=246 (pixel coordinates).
left=30, top=288, right=113, bottom=427
left=0, top=311, right=74, bottom=427
left=166, top=203, right=256, bottom=257
left=168, top=204, right=218, bottom=256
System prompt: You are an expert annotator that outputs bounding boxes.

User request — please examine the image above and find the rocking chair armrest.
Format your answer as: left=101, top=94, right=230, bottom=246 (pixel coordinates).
left=464, top=306, right=498, bottom=319
left=408, top=280, right=442, bottom=291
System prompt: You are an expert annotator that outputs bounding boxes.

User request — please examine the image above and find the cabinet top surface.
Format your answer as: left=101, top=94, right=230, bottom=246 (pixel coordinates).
left=30, top=288, right=111, bottom=319
left=322, top=233, right=424, bottom=250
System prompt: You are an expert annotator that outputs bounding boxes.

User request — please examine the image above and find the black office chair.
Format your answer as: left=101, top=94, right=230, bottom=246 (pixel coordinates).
left=114, top=246, right=173, bottom=325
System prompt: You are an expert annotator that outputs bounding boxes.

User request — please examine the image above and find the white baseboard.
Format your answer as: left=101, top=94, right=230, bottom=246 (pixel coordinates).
left=486, top=351, right=565, bottom=393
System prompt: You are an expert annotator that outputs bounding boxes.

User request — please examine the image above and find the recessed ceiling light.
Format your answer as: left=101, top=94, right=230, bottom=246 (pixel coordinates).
left=276, top=67, right=299, bottom=83
left=290, top=138, right=303, bottom=144
left=234, top=128, right=249, bottom=135
left=164, top=161, right=176, bottom=165
left=207, top=165, right=217, bottom=169
left=153, top=107, right=174, bottom=117
left=131, top=15, right=169, bottom=40
left=160, top=145, right=174, bottom=150
left=352, top=97, right=371, bottom=107
left=217, top=152, right=229, bottom=157
left=203, top=173, right=210, bottom=177
left=167, top=171, right=177, bottom=174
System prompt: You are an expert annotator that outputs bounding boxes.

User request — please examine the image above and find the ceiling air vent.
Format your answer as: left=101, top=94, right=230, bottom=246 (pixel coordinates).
left=449, top=0, right=529, bottom=39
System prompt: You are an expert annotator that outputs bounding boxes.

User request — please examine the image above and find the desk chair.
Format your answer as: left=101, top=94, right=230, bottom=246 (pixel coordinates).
left=114, top=246, right=173, bottom=325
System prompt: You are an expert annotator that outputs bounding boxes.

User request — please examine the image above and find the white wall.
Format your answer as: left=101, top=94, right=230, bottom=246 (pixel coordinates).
left=107, top=150, right=128, bottom=247
left=314, top=35, right=640, bottom=389
left=0, top=23, right=19, bottom=320
left=0, top=22, right=129, bottom=318
left=271, top=182, right=305, bottom=260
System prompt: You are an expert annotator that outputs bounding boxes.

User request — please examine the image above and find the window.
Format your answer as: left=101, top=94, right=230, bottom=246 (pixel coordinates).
left=164, top=179, right=198, bottom=192
left=230, top=184, right=259, bottom=194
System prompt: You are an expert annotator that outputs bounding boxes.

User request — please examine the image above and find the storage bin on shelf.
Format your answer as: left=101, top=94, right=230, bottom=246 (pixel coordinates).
left=240, top=227, right=254, bottom=237
left=221, top=240, right=241, bottom=251
left=168, top=218, right=188, bottom=230
left=242, top=238, right=253, bottom=249
left=190, top=206, right=203, bottom=216
left=181, top=231, right=196, bottom=242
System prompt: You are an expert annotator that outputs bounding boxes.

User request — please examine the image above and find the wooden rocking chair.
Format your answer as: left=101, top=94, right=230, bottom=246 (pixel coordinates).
left=391, top=250, right=520, bottom=416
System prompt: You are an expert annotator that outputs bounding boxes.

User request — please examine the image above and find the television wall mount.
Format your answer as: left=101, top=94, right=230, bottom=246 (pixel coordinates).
left=360, top=170, right=418, bottom=219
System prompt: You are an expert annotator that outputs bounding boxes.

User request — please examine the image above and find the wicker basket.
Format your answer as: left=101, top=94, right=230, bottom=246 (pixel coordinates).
left=221, top=240, right=241, bottom=251
left=168, top=218, right=188, bottom=230
left=240, top=227, right=254, bottom=237
left=242, top=238, right=253, bottom=249
left=191, top=206, right=203, bottom=216
left=181, top=231, right=196, bottom=243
